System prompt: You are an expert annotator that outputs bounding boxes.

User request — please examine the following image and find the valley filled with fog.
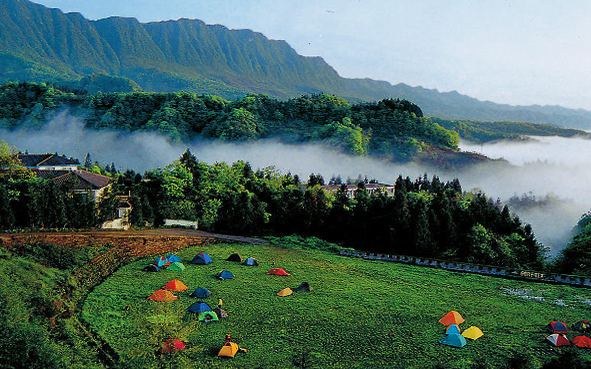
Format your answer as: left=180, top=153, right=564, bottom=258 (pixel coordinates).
left=5, top=112, right=591, bottom=256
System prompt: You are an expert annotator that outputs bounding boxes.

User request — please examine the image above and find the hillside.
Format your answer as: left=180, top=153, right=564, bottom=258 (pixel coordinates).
left=82, top=240, right=591, bottom=368
left=2, top=0, right=591, bottom=129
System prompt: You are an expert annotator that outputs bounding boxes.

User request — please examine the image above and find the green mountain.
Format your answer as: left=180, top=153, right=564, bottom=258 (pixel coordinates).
left=3, top=0, right=591, bottom=129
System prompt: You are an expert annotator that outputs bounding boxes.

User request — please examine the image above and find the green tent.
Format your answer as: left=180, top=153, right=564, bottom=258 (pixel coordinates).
left=167, top=262, right=186, bottom=271
left=198, top=311, right=219, bottom=323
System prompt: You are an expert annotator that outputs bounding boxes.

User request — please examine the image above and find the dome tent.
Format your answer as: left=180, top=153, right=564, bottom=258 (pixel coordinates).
left=191, top=252, right=213, bottom=265
left=217, top=270, right=234, bottom=280
left=226, top=253, right=243, bottom=262
left=190, top=288, right=211, bottom=298
left=187, top=302, right=213, bottom=314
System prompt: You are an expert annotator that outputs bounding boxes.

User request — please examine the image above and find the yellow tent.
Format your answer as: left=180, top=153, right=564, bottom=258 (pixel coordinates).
left=438, top=311, right=465, bottom=326
left=461, top=326, right=484, bottom=340
left=277, top=287, right=293, bottom=296
left=218, top=342, right=240, bottom=358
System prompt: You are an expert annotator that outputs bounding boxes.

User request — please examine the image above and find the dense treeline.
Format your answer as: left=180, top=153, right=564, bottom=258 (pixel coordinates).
left=0, top=147, right=544, bottom=269
left=432, top=117, right=588, bottom=144
left=0, top=82, right=459, bottom=162
left=552, top=213, right=591, bottom=275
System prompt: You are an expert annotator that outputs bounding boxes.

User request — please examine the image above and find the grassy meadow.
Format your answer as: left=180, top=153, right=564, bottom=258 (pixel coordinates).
left=82, top=242, right=591, bottom=368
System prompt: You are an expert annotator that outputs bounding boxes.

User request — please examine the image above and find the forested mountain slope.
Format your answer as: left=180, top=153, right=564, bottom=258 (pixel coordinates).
left=2, top=0, right=591, bottom=128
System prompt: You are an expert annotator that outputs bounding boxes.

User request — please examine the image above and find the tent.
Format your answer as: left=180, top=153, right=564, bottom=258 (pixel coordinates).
left=154, top=256, right=171, bottom=267
left=191, top=288, right=211, bottom=298
left=445, top=324, right=461, bottom=335
left=277, top=287, right=293, bottom=297
left=167, top=262, right=186, bottom=271
left=547, top=321, right=568, bottom=334
left=217, top=270, right=234, bottom=280
left=244, top=257, right=259, bottom=266
left=438, top=311, right=465, bottom=326
left=191, top=252, right=213, bottom=265
left=187, top=302, right=213, bottom=314
left=571, top=335, right=591, bottom=348
left=214, top=307, right=229, bottom=319
left=293, top=282, right=312, bottom=292
left=546, top=333, right=570, bottom=347
left=143, top=265, right=159, bottom=272
left=226, top=253, right=243, bottom=262
left=166, top=254, right=182, bottom=263
left=162, top=279, right=188, bottom=292
left=462, top=326, right=484, bottom=340
left=267, top=268, right=291, bottom=276
left=161, top=338, right=186, bottom=353
left=198, top=311, right=219, bottom=322
left=439, top=333, right=467, bottom=348
left=147, top=289, right=178, bottom=302
left=218, top=342, right=240, bottom=358
left=573, top=320, right=591, bottom=332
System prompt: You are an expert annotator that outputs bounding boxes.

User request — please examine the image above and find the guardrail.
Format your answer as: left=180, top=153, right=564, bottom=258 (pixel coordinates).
left=338, top=249, right=591, bottom=288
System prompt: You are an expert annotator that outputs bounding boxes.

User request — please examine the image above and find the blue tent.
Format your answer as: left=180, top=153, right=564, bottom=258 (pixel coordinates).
left=191, top=252, right=213, bottom=265
left=244, top=257, right=259, bottom=266
left=439, top=333, right=467, bottom=348
left=154, top=256, right=171, bottom=267
left=217, top=270, right=234, bottom=280
left=187, top=302, right=213, bottom=314
left=445, top=324, right=461, bottom=335
left=167, top=254, right=182, bottom=263
left=191, top=288, right=211, bottom=298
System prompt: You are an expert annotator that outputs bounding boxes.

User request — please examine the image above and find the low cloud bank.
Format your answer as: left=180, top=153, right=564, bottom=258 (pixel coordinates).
left=3, top=112, right=591, bottom=255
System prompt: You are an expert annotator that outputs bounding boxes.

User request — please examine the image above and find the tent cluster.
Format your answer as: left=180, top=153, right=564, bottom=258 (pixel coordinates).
left=437, top=311, right=483, bottom=348
left=544, top=320, right=591, bottom=348
left=143, top=251, right=272, bottom=357
left=144, top=254, right=187, bottom=272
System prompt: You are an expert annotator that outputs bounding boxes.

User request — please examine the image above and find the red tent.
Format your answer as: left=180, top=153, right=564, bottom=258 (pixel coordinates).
left=546, top=333, right=570, bottom=347
left=571, top=335, right=591, bottom=348
left=162, top=338, right=186, bottom=353
left=147, top=289, right=178, bottom=302
left=546, top=321, right=568, bottom=334
left=267, top=268, right=291, bottom=276
left=162, top=279, right=188, bottom=292
left=438, top=311, right=465, bottom=326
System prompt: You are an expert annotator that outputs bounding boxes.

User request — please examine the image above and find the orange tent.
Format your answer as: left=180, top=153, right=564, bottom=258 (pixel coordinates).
left=438, top=311, right=465, bottom=326
left=277, top=287, right=293, bottom=296
left=162, top=338, right=186, bottom=353
left=147, top=289, right=178, bottom=302
left=162, top=279, right=188, bottom=292
left=267, top=268, right=291, bottom=276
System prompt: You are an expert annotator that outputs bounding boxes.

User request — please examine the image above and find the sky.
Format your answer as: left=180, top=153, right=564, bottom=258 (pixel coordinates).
left=31, top=0, right=591, bottom=111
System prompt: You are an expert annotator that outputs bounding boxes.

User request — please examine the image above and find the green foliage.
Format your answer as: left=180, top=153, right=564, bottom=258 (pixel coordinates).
left=552, top=213, right=591, bottom=275
left=433, top=117, right=587, bottom=144
left=0, top=250, right=102, bottom=368
left=265, top=234, right=343, bottom=253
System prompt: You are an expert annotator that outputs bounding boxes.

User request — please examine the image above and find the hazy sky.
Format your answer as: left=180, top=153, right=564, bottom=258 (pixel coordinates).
left=31, top=0, right=591, bottom=111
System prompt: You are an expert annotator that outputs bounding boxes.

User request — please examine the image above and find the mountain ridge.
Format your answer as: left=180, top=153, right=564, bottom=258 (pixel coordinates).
left=2, top=0, right=591, bottom=129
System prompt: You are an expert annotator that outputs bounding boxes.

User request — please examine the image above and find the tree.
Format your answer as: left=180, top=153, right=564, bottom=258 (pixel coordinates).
left=0, top=141, right=33, bottom=179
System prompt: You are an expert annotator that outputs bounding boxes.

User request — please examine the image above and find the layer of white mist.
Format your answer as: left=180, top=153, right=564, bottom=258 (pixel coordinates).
left=4, top=112, right=591, bottom=256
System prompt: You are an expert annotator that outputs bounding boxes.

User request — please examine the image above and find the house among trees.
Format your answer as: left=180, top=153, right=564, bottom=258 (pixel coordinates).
left=322, top=183, right=395, bottom=199
left=17, top=153, right=80, bottom=171
left=18, top=152, right=112, bottom=201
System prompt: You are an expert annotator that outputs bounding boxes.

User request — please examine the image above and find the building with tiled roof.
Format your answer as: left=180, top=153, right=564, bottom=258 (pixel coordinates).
left=34, top=169, right=112, bottom=201
left=17, top=153, right=80, bottom=171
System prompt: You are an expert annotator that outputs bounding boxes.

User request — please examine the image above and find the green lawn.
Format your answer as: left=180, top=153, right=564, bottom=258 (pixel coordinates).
left=82, top=242, right=591, bottom=368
